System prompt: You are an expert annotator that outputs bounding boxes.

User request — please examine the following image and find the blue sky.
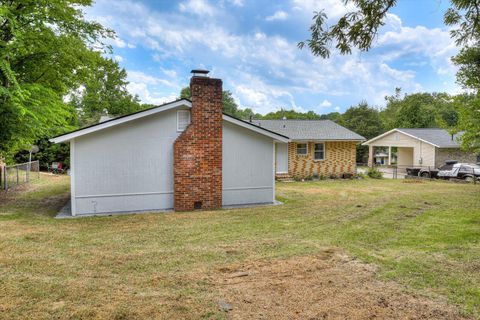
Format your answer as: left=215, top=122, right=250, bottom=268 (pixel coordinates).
left=86, top=0, right=459, bottom=115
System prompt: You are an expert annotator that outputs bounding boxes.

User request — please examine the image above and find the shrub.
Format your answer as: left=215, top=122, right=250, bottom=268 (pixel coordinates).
left=356, top=172, right=366, bottom=179
left=367, top=167, right=383, bottom=179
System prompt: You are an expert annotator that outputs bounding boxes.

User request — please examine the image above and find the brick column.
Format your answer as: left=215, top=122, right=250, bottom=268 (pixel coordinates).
left=173, top=74, right=223, bottom=211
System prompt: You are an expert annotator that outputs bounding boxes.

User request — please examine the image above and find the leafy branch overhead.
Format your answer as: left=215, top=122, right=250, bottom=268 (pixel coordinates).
left=299, top=0, right=480, bottom=58
left=299, top=0, right=480, bottom=153
left=298, top=0, right=397, bottom=58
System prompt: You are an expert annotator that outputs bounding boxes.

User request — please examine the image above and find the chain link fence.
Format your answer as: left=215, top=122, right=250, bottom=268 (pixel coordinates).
left=358, top=163, right=478, bottom=183
left=1, top=161, right=40, bottom=191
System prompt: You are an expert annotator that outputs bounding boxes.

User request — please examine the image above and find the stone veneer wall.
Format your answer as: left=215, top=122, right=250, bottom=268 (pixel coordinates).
left=288, top=141, right=357, bottom=178
left=173, top=76, right=223, bottom=211
left=435, top=148, right=479, bottom=168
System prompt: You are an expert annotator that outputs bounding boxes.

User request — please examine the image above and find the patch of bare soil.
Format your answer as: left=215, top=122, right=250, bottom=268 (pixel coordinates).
left=211, top=249, right=468, bottom=319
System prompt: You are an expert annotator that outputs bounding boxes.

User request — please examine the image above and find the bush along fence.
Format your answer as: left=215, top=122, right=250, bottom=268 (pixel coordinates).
left=0, top=161, right=40, bottom=191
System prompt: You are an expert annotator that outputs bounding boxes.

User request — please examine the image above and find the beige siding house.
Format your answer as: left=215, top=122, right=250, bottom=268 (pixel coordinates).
left=251, top=120, right=365, bottom=178
left=363, top=128, right=479, bottom=169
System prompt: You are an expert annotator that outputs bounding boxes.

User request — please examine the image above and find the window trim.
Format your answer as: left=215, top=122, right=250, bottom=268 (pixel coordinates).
left=177, top=109, right=191, bottom=132
left=313, top=142, right=326, bottom=161
left=296, top=143, right=308, bottom=156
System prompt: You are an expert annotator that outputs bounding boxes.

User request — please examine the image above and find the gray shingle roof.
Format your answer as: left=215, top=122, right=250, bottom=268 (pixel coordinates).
left=250, top=119, right=365, bottom=141
left=398, top=128, right=464, bottom=148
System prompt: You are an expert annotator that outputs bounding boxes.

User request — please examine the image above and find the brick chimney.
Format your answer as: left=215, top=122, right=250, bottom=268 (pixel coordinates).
left=173, top=70, right=223, bottom=211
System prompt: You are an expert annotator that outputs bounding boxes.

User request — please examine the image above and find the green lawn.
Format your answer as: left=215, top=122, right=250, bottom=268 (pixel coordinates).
left=0, top=175, right=479, bottom=319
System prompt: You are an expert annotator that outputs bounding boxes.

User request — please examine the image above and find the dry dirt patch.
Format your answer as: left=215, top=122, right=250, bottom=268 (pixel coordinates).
left=211, top=249, right=468, bottom=319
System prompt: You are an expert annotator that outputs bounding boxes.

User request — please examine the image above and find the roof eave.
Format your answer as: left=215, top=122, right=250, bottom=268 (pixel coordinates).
left=50, top=99, right=192, bottom=143
left=222, top=114, right=290, bottom=142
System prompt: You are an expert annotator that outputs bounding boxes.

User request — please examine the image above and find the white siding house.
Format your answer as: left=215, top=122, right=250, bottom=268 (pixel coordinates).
left=51, top=97, right=288, bottom=216
left=363, top=128, right=479, bottom=169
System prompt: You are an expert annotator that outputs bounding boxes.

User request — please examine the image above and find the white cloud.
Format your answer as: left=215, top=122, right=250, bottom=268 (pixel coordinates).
left=87, top=0, right=460, bottom=112
left=292, top=0, right=356, bottom=20
left=228, top=0, right=244, bottom=6
left=179, top=0, right=216, bottom=16
left=334, top=106, right=340, bottom=111
left=376, top=22, right=458, bottom=76
left=113, top=55, right=124, bottom=62
left=266, top=10, right=288, bottom=21
left=320, top=99, right=332, bottom=107
left=127, top=70, right=179, bottom=88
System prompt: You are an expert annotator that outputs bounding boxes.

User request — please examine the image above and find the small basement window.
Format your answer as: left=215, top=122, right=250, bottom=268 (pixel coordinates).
left=296, top=143, right=308, bottom=155
left=314, top=143, right=325, bottom=160
left=177, top=110, right=191, bottom=132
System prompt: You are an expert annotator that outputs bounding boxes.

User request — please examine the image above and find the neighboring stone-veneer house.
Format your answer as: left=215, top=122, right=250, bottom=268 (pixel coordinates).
left=251, top=120, right=365, bottom=178
left=363, top=128, right=480, bottom=169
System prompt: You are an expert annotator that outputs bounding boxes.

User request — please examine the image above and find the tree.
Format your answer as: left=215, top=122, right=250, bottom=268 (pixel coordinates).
left=381, top=91, right=457, bottom=130
left=70, top=57, right=142, bottom=126
left=451, top=47, right=480, bottom=153
left=299, top=0, right=480, bottom=58
left=299, top=0, right=478, bottom=151
left=340, top=101, right=384, bottom=162
left=320, top=112, right=342, bottom=122
left=262, top=109, right=322, bottom=120
left=0, top=0, right=114, bottom=161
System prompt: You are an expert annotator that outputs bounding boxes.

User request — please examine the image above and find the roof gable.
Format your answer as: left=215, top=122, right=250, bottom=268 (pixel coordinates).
left=363, top=128, right=463, bottom=148
left=50, top=99, right=191, bottom=143
left=50, top=99, right=289, bottom=144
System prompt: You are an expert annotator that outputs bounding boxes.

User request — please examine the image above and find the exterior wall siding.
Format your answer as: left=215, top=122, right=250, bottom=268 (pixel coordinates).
left=73, top=108, right=185, bottom=215
left=435, top=148, right=479, bottom=168
left=222, top=121, right=274, bottom=206
left=287, top=141, right=357, bottom=178
left=368, top=131, right=436, bottom=167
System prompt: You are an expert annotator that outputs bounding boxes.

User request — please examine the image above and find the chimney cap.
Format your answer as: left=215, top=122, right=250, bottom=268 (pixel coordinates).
left=191, top=69, right=210, bottom=77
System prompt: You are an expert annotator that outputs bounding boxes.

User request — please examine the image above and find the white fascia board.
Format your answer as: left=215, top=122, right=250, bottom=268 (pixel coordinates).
left=361, top=129, right=399, bottom=146
left=50, top=100, right=191, bottom=143
left=222, top=114, right=289, bottom=142
left=362, top=128, right=439, bottom=148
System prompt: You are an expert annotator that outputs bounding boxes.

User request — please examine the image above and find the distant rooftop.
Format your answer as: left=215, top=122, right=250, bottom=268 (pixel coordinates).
left=398, top=128, right=464, bottom=148
left=250, top=119, right=365, bottom=141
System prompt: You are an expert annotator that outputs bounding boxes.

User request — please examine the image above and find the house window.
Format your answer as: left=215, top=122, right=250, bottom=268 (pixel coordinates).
left=296, top=143, right=308, bottom=155
left=177, top=110, right=191, bottom=132
left=314, top=143, right=325, bottom=160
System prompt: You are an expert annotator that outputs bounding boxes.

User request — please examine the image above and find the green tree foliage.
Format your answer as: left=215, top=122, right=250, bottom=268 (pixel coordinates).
left=0, top=0, right=115, bottom=161
left=299, top=0, right=480, bottom=58
left=453, top=95, right=480, bottom=153
left=14, top=138, right=70, bottom=170
left=341, top=101, right=383, bottom=139
left=452, top=47, right=480, bottom=153
left=320, top=112, right=342, bottom=122
left=300, top=0, right=480, bottom=152
left=261, top=109, right=322, bottom=120
left=381, top=91, right=458, bottom=130
left=340, top=101, right=384, bottom=162
left=70, top=57, right=142, bottom=126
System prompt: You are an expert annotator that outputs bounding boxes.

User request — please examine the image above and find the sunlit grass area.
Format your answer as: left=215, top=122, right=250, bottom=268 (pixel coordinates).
left=0, top=175, right=479, bottom=318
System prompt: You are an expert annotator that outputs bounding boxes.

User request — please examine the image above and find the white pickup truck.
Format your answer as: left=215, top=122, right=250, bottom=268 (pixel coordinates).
left=437, top=163, right=480, bottom=182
